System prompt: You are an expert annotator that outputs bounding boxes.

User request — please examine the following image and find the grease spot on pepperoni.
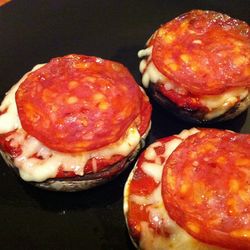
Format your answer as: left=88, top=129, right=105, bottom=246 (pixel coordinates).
left=162, top=129, right=250, bottom=249
left=16, top=54, right=144, bottom=153
left=66, top=96, right=78, bottom=104
left=152, top=10, right=250, bottom=95
left=186, top=221, right=200, bottom=234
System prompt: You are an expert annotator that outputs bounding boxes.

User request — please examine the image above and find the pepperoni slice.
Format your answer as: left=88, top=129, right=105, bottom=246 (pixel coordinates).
left=126, top=136, right=180, bottom=242
left=152, top=10, right=250, bottom=95
left=162, top=129, right=250, bottom=249
left=16, top=54, right=143, bottom=153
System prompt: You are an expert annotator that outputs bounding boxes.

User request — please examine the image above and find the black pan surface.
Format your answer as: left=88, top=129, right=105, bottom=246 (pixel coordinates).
left=0, top=1, right=249, bottom=249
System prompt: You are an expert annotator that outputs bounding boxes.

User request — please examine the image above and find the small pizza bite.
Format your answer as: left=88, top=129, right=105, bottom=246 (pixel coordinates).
left=0, top=54, right=152, bottom=191
left=138, top=10, right=250, bottom=123
left=124, top=128, right=250, bottom=250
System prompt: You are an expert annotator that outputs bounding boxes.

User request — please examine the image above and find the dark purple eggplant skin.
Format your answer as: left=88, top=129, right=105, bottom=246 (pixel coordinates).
left=149, top=83, right=250, bottom=124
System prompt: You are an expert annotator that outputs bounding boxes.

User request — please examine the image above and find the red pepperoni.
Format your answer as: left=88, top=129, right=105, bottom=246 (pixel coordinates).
left=162, top=129, right=250, bottom=249
left=127, top=136, right=178, bottom=241
left=152, top=10, right=250, bottom=95
left=16, top=54, right=145, bottom=153
left=1, top=91, right=151, bottom=175
left=157, top=83, right=208, bottom=111
left=0, top=131, right=22, bottom=157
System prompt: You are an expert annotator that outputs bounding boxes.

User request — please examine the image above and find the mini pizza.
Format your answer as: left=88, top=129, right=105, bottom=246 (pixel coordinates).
left=138, top=10, right=250, bottom=123
left=124, top=128, right=250, bottom=249
left=0, top=54, right=152, bottom=191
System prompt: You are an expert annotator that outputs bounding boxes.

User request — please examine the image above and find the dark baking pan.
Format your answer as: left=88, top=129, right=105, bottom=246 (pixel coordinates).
left=0, top=1, right=249, bottom=249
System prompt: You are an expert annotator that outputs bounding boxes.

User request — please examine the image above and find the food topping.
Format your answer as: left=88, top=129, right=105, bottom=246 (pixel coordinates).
left=151, top=10, right=250, bottom=95
left=16, top=54, right=144, bottom=153
left=162, top=129, right=250, bottom=249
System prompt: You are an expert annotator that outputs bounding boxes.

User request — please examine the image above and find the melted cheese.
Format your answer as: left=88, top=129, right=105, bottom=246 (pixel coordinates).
left=178, top=127, right=199, bottom=140
left=138, top=47, right=249, bottom=120
left=6, top=126, right=140, bottom=182
left=144, top=141, right=161, bottom=160
left=201, top=88, right=249, bottom=120
left=130, top=184, right=162, bottom=206
left=124, top=128, right=226, bottom=250
left=0, top=65, right=141, bottom=182
left=141, top=163, right=163, bottom=183
left=0, top=64, right=44, bottom=134
left=162, top=138, right=182, bottom=159
left=0, top=82, right=21, bottom=133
